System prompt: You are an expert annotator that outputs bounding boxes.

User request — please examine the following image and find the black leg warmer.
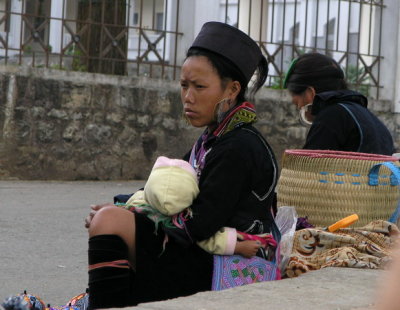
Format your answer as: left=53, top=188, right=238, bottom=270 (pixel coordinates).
left=88, top=234, right=135, bottom=309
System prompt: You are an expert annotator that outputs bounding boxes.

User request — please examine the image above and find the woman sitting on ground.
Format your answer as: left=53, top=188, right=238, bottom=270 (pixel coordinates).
left=85, top=21, right=279, bottom=309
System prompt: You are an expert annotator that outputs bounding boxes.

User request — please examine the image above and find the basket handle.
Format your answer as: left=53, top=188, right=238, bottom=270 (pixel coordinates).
left=368, top=161, right=400, bottom=186
left=368, top=161, right=400, bottom=223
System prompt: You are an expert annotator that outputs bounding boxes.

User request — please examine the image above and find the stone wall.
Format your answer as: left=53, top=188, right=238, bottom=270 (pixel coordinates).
left=0, top=66, right=399, bottom=180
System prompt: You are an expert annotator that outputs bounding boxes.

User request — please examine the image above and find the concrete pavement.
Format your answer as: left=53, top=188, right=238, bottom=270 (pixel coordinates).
left=0, top=181, right=385, bottom=309
left=0, top=180, right=145, bottom=307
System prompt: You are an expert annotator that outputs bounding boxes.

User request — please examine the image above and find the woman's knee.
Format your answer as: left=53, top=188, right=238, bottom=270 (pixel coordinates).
left=89, top=206, right=135, bottom=241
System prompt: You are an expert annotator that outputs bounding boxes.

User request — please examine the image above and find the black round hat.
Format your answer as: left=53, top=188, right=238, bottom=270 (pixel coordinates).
left=189, top=21, right=263, bottom=83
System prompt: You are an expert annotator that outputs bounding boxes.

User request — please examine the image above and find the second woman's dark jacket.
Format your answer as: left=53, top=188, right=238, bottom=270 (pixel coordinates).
left=304, top=90, right=395, bottom=155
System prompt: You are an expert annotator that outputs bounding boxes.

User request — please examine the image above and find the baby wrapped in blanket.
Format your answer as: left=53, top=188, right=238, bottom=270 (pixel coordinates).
left=124, top=156, right=276, bottom=258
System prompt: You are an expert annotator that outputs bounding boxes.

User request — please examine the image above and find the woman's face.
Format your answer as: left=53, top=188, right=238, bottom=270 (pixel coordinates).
left=180, top=56, right=233, bottom=128
left=290, top=87, right=315, bottom=109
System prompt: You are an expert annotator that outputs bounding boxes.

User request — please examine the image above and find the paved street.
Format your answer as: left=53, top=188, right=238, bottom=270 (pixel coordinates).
left=0, top=180, right=145, bottom=307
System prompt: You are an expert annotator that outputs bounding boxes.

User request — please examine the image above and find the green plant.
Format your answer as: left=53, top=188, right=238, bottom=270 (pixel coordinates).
left=65, top=44, right=87, bottom=72
left=269, top=75, right=285, bottom=89
left=344, top=65, right=370, bottom=97
left=71, top=48, right=87, bottom=72
left=50, top=64, right=66, bottom=70
left=65, top=44, right=75, bottom=56
left=23, top=45, right=32, bottom=54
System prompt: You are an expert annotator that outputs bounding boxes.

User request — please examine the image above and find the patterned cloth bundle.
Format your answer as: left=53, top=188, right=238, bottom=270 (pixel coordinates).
left=1, top=291, right=89, bottom=310
left=284, top=220, right=399, bottom=278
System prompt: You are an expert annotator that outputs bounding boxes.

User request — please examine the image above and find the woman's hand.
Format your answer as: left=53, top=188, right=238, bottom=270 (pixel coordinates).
left=234, top=240, right=262, bottom=258
left=85, top=203, right=115, bottom=229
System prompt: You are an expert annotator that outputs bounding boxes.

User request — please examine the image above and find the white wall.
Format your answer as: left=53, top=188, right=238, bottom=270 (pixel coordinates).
left=381, top=0, right=400, bottom=111
left=378, top=0, right=400, bottom=109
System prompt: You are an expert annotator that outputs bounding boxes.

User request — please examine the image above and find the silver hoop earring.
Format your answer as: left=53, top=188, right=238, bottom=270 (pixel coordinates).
left=299, top=103, right=313, bottom=127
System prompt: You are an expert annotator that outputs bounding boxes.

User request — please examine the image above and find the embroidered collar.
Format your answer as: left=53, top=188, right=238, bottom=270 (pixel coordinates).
left=212, top=102, right=257, bottom=137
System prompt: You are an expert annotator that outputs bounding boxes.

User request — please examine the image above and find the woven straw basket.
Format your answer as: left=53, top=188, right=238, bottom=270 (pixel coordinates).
left=276, top=149, right=400, bottom=227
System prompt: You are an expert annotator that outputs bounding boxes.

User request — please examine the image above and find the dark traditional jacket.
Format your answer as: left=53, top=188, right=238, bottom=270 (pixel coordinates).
left=304, top=90, right=395, bottom=155
left=183, top=124, right=279, bottom=242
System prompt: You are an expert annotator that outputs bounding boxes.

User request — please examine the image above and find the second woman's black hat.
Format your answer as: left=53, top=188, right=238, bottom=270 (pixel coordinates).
left=189, top=21, right=264, bottom=83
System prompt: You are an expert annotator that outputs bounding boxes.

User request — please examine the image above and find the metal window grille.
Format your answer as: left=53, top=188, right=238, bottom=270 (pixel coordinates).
left=0, top=0, right=182, bottom=79
left=219, top=0, right=384, bottom=98
left=0, top=0, right=385, bottom=98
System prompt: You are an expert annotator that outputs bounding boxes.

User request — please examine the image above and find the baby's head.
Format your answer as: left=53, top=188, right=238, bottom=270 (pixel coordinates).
left=144, top=156, right=199, bottom=216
